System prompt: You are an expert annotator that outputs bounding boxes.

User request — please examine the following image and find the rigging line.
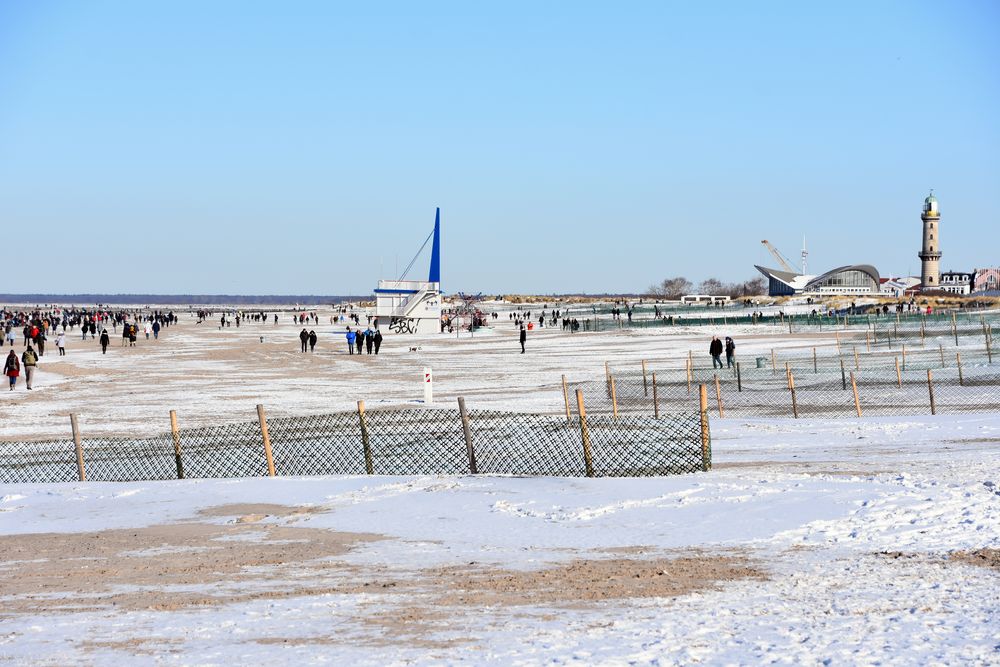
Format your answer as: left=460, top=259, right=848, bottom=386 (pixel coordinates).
left=397, top=228, right=435, bottom=282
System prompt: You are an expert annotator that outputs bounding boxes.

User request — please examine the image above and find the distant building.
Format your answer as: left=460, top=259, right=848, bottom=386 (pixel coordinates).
left=880, top=276, right=921, bottom=298
left=938, top=270, right=974, bottom=295
left=755, top=264, right=880, bottom=297
left=974, top=268, right=1000, bottom=293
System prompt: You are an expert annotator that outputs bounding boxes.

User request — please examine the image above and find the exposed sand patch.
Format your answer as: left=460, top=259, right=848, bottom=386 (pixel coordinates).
left=951, top=548, right=1000, bottom=570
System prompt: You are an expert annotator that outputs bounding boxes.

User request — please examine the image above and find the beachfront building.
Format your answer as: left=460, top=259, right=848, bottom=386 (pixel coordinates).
left=974, top=268, right=1000, bottom=293
left=939, top=270, right=974, bottom=295
left=755, top=264, right=880, bottom=297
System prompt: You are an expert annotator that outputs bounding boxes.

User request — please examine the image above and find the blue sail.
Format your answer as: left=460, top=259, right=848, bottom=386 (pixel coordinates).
left=428, top=207, right=441, bottom=284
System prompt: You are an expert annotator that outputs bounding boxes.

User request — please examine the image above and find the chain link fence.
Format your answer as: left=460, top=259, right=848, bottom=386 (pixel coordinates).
left=0, top=404, right=710, bottom=484
left=573, top=343, right=1000, bottom=419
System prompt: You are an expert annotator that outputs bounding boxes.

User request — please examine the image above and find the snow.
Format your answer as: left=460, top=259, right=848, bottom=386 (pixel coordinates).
left=2, top=307, right=998, bottom=663
left=1, top=414, right=998, bottom=664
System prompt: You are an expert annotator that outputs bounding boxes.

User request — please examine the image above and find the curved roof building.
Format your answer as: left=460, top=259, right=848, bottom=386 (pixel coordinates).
left=756, top=264, right=880, bottom=297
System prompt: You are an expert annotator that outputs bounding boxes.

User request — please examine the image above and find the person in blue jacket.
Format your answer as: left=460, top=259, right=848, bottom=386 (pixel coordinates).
left=345, top=327, right=356, bottom=355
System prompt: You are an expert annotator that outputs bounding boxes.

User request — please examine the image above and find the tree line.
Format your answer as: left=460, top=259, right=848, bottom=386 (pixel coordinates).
left=646, top=276, right=766, bottom=298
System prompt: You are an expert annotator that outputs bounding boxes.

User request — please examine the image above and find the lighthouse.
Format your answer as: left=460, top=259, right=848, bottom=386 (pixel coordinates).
left=918, top=191, right=941, bottom=289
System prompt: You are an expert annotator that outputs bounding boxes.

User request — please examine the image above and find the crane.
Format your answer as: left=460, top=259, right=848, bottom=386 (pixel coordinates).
left=760, top=240, right=798, bottom=274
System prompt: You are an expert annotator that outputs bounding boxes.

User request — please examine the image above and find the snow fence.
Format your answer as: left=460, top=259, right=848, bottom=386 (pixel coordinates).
left=0, top=406, right=711, bottom=484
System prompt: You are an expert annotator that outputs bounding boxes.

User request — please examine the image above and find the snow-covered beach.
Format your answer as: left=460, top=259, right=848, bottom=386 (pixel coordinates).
left=1, top=307, right=997, bottom=665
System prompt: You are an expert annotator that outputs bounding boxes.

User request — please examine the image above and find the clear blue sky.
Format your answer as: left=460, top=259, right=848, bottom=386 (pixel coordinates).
left=1, top=1, right=997, bottom=295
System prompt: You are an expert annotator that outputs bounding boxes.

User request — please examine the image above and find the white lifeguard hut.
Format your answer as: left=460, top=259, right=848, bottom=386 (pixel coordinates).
left=372, top=208, right=443, bottom=335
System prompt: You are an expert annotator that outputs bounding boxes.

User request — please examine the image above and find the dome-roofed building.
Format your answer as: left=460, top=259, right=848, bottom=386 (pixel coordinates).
left=755, top=264, right=881, bottom=297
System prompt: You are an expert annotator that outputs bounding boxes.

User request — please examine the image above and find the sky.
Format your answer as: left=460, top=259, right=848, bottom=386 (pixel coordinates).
left=1, top=1, right=998, bottom=295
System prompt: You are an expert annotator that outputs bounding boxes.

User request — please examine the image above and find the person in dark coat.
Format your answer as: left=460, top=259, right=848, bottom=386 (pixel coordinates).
left=725, top=336, right=736, bottom=368
left=373, top=330, right=382, bottom=355
left=4, top=349, right=19, bottom=390
left=308, top=330, right=317, bottom=352
left=709, top=336, right=724, bottom=369
left=299, top=328, right=309, bottom=353
left=99, top=329, right=110, bottom=354
left=519, top=326, right=526, bottom=354
left=355, top=330, right=365, bottom=354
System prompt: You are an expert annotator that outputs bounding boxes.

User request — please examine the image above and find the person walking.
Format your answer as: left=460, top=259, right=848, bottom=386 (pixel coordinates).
left=709, top=336, right=724, bottom=369
left=345, top=327, right=356, bottom=355
left=299, top=328, right=309, bottom=353
left=99, top=329, right=110, bottom=354
left=35, top=331, right=46, bottom=357
left=4, top=349, right=19, bottom=390
left=355, top=329, right=365, bottom=355
left=143, top=321, right=152, bottom=340
left=308, top=330, right=317, bottom=352
left=152, top=320, right=160, bottom=340
left=365, top=329, right=374, bottom=355
left=21, top=345, right=38, bottom=390
left=725, top=336, right=736, bottom=369
left=56, top=331, right=66, bottom=356
left=519, top=325, right=527, bottom=354
left=373, top=329, right=382, bottom=355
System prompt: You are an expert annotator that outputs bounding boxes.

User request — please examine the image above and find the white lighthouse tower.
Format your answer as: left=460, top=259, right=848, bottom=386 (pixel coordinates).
left=918, top=191, right=941, bottom=289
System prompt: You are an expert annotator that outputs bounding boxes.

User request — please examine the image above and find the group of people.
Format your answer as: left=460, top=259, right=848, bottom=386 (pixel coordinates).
left=3, top=346, right=38, bottom=390
left=345, top=327, right=383, bottom=355
left=709, top=335, right=737, bottom=369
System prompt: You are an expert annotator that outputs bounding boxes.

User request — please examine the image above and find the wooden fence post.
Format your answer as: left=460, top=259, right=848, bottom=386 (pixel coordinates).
left=610, top=376, right=619, bottom=418
left=854, top=347, right=860, bottom=371
left=840, top=358, right=847, bottom=390
left=457, top=397, right=477, bottom=474
left=894, top=357, right=902, bottom=389
left=686, top=358, right=692, bottom=395
left=787, top=364, right=798, bottom=419
left=987, top=330, right=993, bottom=364
left=926, top=369, right=936, bottom=415
left=813, top=347, right=817, bottom=374
left=850, top=372, right=862, bottom=417
left=652, top=372, right=659, bottom=419
left=698, top=384, right=711, bottom=472
left=561, top=374, right=571, bottom=422
left=771, top=348, right=776, bottom=375
left=902, top=344, right=907, bottom=371
left=939, top=344, right=945, bottom=368
left=604, top=361, right=611, bottom=397
left=956, top=352, right=963, bottom=386
left=713, top=374, right=724, bottom=418
left=576, top=389, right=594, bottom=478
left=169, top=409, right=184, bottom=479
left=70, top=413, right=85, bottom=482
left=836, top=331, right=842, bottom=354
left=736, top=362, right=742, bottom=393
left=952, top=312, right=958, bottom=346
left=357, top=400, right=373, bottom=475
left=256, top=404, right=276, bottom=477
left=641, top=360, right=649, bottom=397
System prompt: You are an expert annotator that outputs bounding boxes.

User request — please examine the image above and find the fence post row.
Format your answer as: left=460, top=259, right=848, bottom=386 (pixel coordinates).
left=357, top=400, right=373, bottom=475
left=698, top=384, right=711, bottom=472
left=169, top=409, right=184, bottom=479
left=927, top=369, right=936, bottom=416
left=610, top=375, right=619, bottom=418
left=457, top=397, right=477, bottom=474
left=257, top=404, right=276, bottom=477
left=850, top=372, right=862, bottom=418
left=714, top=374, right=724, bottom=418
left=576, top=389, right=595, bottom=478
left=652, top=372, right=660, bottom=419
left=561, top=374, right=572, bottom=423
left=69, top=413, right=86, bottom=482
